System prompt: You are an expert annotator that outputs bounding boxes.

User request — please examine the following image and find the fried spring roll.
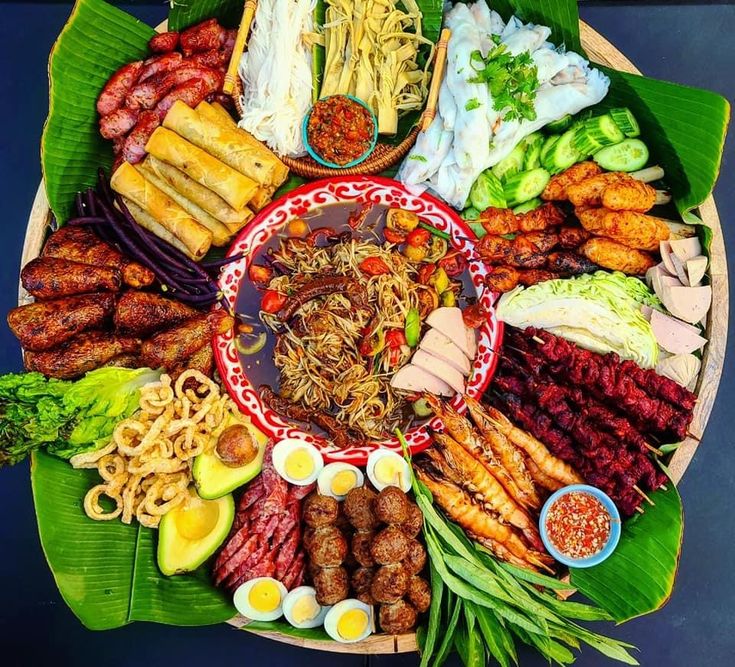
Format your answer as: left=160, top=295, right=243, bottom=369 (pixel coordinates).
left=249, top=186, right=274, bottom=212
left=121, top=198, right=194, bottom=260
left=111, top=161, right=212, bottom=260
left=145, top=127, right=257, bottom=210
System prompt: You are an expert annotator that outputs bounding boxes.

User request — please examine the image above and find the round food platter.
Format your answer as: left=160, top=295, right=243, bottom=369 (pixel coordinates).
left=9, top=0, right=730, bottom=662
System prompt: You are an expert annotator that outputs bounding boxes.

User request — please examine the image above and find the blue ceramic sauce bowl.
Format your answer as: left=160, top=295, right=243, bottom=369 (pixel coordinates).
left=302, top=95, right=379, bottom=169
left=539, top=484, right=621, bottom=569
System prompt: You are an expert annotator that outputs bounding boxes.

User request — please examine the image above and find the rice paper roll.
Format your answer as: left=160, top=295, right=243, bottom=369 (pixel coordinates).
left=164, top=101, right=286, bottom=188
left=145, top=127, right=257, bottom=211
left=197, top=101, right=289, bottom=186
left=136, top=162, right=232, bottom=247
left=145, top=156, right=253, bottom=229
left=121, top=198, right=197, bottom=261
left=111, top=161, right=212, bottom=260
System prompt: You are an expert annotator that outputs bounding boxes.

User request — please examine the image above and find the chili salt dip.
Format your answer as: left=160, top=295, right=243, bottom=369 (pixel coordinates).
left=545, top=491, right=612, bottom=560
left=306, top=95, right=375, bottom=166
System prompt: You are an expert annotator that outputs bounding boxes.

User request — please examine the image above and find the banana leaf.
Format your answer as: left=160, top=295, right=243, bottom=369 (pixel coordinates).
left=41, top=0, right=154, bottom=223
left=169, top=0, right=244, bottom=31
left=570, top=485, right=683, bottom=623
left=31, top=450, right=235, bottom=630
left=495, top=0, right=582, bottom=54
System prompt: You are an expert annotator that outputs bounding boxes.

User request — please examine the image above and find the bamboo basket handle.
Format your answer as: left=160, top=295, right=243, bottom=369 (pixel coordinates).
left=420, top=28, right=451, bottom=132
left=223, top=0, right=259, bottom=95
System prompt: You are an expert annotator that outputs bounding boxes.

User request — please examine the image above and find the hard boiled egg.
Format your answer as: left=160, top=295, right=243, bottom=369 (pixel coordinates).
left=233, top=577, right=287, bottom=622
left=323, top=599, right=374, bottom=643
left=317, top=463, right=365, bottom=500
left=283, top=586, right=330, bottom=629
left=366, top=449, right=411, bottom=493
left=272, top=438, right=324, bottom=486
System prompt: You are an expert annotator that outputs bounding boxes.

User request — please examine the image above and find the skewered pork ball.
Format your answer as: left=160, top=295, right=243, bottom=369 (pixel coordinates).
left=371, top=563, right=410, bottom=604
left=402, top=538, right=427, bottom=575
left=400, top=503, right=423, bottom=538
left=379, top=599, right=418, bottom=634
left=303, top=492, right=339, bottom=528
left=406, top=575, right=431, bottom=613
left=375, top=486, right=409, bottom=524
left=351, top=531, right=376, bottom=568
left=313, top=566, right=349, bottom=605
left=370, top=525, right=410, bottom=565
left=308, top=526, right=348, bottom=567
left=343, top=486, right=379, bottom=530
left=351, top=566, right=375, bottom=604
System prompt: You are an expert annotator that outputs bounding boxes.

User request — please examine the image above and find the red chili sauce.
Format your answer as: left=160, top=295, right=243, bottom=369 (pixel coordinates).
left=545, top=492, right=611, bottom=559
left=307, top=95, right=375, bottom=166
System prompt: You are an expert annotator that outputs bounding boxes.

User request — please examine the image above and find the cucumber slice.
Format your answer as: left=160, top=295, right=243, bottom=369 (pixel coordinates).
left=542, top=129, right=582, bottom=174
left=512, top=198, right=542, bottom=214
left=572, top=125, right=604, bottom=157
left=540, top=135, right=560, bottom=164
left=503, top=168, right=551, bottom=208
left=593, top=138, right=650, bottom=172
left=609, top=107, right=641, bottom=137
left=491, top=143, right=526, bottom=182
left=523, top=133, right=545, bottom=170
left=461, top=206, right=480, bottom=221
left=582, top=114, right=625, bottom=146
left=469, top=171, right=506, bottom=211
left=468, top=221, right=486, bottom=239
left=544, top=114, right=573, bottom=133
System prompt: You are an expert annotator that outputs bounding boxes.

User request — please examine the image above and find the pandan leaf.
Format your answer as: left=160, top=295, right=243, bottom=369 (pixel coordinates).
left=570, top=484, right=683, bottom=623
left=31, top=450, right=234, bottom=629
left=41, top=0, right=154, bottom=223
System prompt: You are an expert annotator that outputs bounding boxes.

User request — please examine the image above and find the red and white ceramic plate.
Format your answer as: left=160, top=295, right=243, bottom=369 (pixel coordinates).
left=214, top=176, right=503, bottom=465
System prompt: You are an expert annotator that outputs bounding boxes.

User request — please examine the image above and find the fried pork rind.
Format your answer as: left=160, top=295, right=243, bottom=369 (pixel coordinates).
left=71, top=370, right=241, bottom=527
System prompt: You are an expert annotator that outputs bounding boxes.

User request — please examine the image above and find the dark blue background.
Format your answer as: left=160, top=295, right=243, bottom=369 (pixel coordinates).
left=0, top=2, right=732, bottom=665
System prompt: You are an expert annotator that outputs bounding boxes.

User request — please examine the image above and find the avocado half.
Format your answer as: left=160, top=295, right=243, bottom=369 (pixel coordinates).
left=192, top=417, right=268, bottom=500
left=157, top=488, right=235, bottom=576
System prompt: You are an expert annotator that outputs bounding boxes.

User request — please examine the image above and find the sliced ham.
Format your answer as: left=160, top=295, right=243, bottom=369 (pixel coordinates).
left=426, top=307, right=476, bottom=360
left=649, top=309, right=707, bottom=355
left=669, top=237, right=702, bottom=263
left=419, top=328, right=471, bottom=376
left=412, top=349, right=466, bottom=394
left=686, top=256, right=708, bottom=286
left=390, top=364, right=454, bottom=397
left=659, top=284, right=712, bottom=325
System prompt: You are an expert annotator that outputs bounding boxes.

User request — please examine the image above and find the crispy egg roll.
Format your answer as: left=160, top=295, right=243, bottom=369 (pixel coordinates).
left=111, top=162, right=212, bottom=260
left=197, top=101, right=289, bottom=186
left=136, top=162, right=231, bottom=246
left=122, top=197, right=199, bottom=261
left=145, top=127, right=257, bottom=210
left=145, top=156, right=253, bottom=229
left=249, top=186, right=273, bottom=212
left=164, top=100, right=284, bottom=188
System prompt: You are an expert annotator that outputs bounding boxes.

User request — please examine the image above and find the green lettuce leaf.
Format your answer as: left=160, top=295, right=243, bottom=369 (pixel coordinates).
left=571, top=484, right=683, bottom=623
left=42, top=0, right=154, bottom=223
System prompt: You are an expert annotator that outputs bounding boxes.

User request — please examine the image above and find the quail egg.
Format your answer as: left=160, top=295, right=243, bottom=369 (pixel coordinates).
left=317, top=462, right=365, bottom=500
left=233, top=576, right=287, bottom=622
left=282, top=586, right=330, bottom=629
left=272, top=438, right=324, bottom=486
left=323, top=599, right=374, bottom=643
left=366, top=449, right=411, bottom=493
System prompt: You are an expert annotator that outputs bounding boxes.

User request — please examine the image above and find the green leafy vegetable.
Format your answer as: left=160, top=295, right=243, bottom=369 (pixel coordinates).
left=0, top=367, right=161, bottom=466
left=465, top=98, right=481, bottom=112
left=571, top=485, right=683, bottom=623
left=168, top=0, right=243, bottom=31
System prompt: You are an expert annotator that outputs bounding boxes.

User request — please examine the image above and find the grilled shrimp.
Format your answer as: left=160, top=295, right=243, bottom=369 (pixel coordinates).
left=428, top=433, right=544, bottom=551
left=424, top=394, right=537, bottom=510
left=415, top=464, right=553, bottom=572
left=482, top=405, right=584, bottom=486
left=524, top=456, right=564, bottom=492
left=463, top=395, right=541, bottom=510
left=469, top=532, right=546, bottom=572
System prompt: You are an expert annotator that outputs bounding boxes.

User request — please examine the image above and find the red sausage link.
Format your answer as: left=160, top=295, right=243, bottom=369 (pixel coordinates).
left=154, top=72, right=223, bottom=119
left=97, top=61, right=143, bottom=116
left=149, top=31, right=180, bottom=53
left=180, top=18, right=226, bottom=56
left=99, top=107, right=139, bottom=139
left=121, top=110, right=161, bottom=164
left=129, top=65, right=221, bottom=110
left=138, top=52, right=184, bottom=83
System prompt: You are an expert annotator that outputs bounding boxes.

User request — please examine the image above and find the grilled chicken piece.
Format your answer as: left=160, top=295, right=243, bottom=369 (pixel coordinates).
left=24, top=331, right=141, bottom=379
left=476, top=235, right=512, bottom=263
left=478, top=207, right=518, bottom=235
left=140, top=310, right=233, bottom=370
left=579, top=238, right=656, bottom=275
left=21, top=257, right=122, bottom=300
left=516, top=203, right=565, bottom=232
left=542, top=161, right=602, bottom=201
left=168, top=343, right=214, bottom=381
left=518, top=269, right=559, bottom=286
left=557, top=225, right=591, bottom=249
left=7, top=293, right=116, bottom=352
left=485, top=265, right=521, bottom=293
left=546, top=251, right=599, bottom=276
left=602, top=178, right=657, bottom=212
left=509, top=236, right=547, bottom=269
left=42, top=225, right=154, bottom=288
left=521, top=230, right=559, bottom=253
left=114, top=291, right=198, bottom=337
left=566, top=172, right=628, bottom=208
left=578, top=208, right=669, bottom=251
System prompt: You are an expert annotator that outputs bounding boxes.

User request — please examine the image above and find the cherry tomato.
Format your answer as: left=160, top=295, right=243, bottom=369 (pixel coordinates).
left=384, top=227, right=407, bottom=244
left=261, top=290, right=287, bottom=314
left=358, top=329, right=385, bottom=356
left=359, top=257, right=391, bottom=276
left=406, top=228, right=431, bottom=247
left=462, top=303, right=487, bottom=329
left=248, top=263, right=274, bottom=286
left=417, top=263, right=437, bottom=285
left=385, top=329, right=407, bottom=349
left=288, top=218, right=310, bottom=237
left=438, top=251, right=468, bottom=277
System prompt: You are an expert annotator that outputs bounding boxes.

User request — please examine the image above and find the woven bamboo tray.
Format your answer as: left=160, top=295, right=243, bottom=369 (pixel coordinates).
left=20, top=19, right=728, bottom=656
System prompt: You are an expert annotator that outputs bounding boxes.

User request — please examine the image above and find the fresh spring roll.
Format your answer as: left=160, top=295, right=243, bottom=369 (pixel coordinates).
left=111, top=162, right=212, bottom=260
left=121, top=198, right=195, bottom=260
left=146, top=156, right=253, bottom=230
left=145, top=127, right=257, bottom=211
left=197, top=101, right=289, bottom=187
left=163, top=100, right=284, bottom=188
left=136, top=162, right=232, bottom=247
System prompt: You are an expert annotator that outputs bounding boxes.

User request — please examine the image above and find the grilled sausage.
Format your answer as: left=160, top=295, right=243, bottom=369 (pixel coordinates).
left=97, top=61, right=144, bottom=116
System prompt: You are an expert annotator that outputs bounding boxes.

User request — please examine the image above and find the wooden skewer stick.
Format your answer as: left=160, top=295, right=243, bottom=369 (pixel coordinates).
left=630, top=165, right=664, bottom=183
left=635, top=506, right=645, bottom=515
left=687, top=430, right=701, bottom=441
left=633, top=485, right=655, bottom=506
left=660, top=484, right=669, bottom=492
left=420, top=28, right=451, bottom=132
left=655, top=190, right=672, bottom=205
left=223, top=0, right=258, bottom=96
left=532, top=335, right=545, bottom=345
left=645, top=442, right=664, bottom=456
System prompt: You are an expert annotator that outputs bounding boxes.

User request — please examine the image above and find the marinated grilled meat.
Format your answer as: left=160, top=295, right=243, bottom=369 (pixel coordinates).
left=168, top=343, right=214, bottom=382
left=567, top=172, right=628, bottom=208
left=114, top=291, right=198, bottom=336
left=546, top=251, right=599, bottom=275
left=558, top=225, right=592, bottom=249
left=578, top=208, right=669, bottom=251
left=516, top=202, right=566, bottom=232
left=542, top=161, right=602, bottom=201
left=24, top=331, right=141, bottom=379
left=21, top=256, right=122, bottom=299
left=476, top=235, right=512, bottom=263
left=509, top=236, right=547, bottom=269
left=579, top=238, right=656, bottom=275
left=485, top=265, right=521, bottom=293
left=518, top=269, right=560, bottom=286
left=602, top=178, right=656, bottom=212
left=8, top=293, right=116, bottom=351
left=478, top=207, right=517, bottom=235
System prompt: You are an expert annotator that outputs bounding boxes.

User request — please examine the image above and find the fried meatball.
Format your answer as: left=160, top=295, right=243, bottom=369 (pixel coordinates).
left=370, top=525, right=410, bottom=565
left=351, top=566, right=374, bottom=596
left=335, top=504, right=353, bottom=533
left=308, top=526, right=348, bottom=567
left=375, top=486, right=409, bottom=525
left=406, top=575, right=431, bottom=613
left=313, top=566, right=349, bottom=605
left=303, top=492, right=339, bottom=528
left=303, top=526, right=316, bottom=552
left=403, top=538, right=427, bottom=575
left=400, top=503, right=423, bottom=538
left=351, top=531, right=376, bottom=567
left=371, top=563, right=409, bottom=604
left=379, top=600, right=418, bottom=634
left=343, top=486, right=379, bottom=530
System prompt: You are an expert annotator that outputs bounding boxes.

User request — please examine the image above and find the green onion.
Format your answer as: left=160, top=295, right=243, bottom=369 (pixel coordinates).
left=418, top=221, right=451, bottom=240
